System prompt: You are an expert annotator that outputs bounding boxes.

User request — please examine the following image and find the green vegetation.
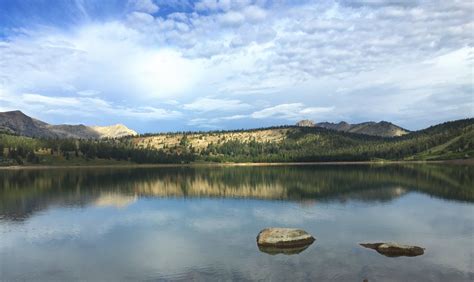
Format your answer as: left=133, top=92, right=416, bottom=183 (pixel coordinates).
left=0, top=135, right=195, bottom=166
left=182, top=118, right=474, bottom=162
left=0, top=118, right=472, bottom=166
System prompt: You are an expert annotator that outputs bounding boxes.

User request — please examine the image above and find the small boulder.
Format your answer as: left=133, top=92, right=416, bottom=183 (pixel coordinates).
left=360, top=242, right=425, bottom=257
left=257, top=228, right=315, bottom=248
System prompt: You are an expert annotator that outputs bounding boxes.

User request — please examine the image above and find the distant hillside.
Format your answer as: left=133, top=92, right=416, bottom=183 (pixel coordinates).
left=133, top=128, right=290, bottom=152
left=132, top=120, right=410, bottom=155
left=0, top=111, right=137, bottom=139
left=313, top=121, right=409, bottom=137
left=0, top=110, right=472, bottom=166
left=131, top=118, right=473, bottom=162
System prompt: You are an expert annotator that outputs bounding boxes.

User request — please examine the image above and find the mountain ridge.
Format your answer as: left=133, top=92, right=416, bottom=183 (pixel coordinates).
left=0, top=110, right=412, bottom=139
left=311, top=120, right=409, bottom=137
left=0, top=114, right=472, bottom=165
left=0, top=110, right=137, bottom=139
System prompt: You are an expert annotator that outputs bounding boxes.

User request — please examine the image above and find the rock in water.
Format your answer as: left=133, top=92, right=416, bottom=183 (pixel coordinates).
left=257, top=228, right=315, bottom=248
left=360, top=242, right=425, bottom=257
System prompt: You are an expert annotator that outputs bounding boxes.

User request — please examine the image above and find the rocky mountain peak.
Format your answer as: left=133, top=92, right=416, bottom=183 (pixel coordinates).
left=296, top=120, right=315, bottom=127
left=315, top=120, right=409, bottom=137
left=0, top=110, right=138, bottom=139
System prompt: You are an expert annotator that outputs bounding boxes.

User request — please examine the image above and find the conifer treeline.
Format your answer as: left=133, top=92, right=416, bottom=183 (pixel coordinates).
left=0, top=118, right=472, bottom=165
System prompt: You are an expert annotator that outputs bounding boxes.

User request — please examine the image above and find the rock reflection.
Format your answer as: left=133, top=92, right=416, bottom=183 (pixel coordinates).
left=258, top=244, right=313, bottom=255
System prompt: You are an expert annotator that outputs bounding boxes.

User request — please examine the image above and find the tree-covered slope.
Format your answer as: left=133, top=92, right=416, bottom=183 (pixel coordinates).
left=0, top=118, right=473, bottom=165
left=131, top=118, right=473, bottom=162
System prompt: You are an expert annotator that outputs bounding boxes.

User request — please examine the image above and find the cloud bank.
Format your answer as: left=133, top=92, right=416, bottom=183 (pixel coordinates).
left=0, top=0, right=472, bottom=132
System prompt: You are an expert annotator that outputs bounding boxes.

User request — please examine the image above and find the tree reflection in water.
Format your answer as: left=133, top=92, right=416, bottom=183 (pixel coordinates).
left=0, top=164, right=472, bottom=221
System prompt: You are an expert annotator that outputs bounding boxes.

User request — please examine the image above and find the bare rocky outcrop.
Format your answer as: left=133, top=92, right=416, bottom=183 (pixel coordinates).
left=360, top=242, right=425, bottom=257
left=91, top=124, right=137, bottom=138
left=296, top=120, right=315, bottom=127
left=257, top=228, right=315, bottom=250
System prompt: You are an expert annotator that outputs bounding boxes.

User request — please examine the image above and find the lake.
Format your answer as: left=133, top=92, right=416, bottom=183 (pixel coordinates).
left=0, top=164, right=473, bottom=281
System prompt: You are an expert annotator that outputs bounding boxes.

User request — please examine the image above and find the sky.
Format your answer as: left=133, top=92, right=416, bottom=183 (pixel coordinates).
left=0, top=0, right=472, bottom=133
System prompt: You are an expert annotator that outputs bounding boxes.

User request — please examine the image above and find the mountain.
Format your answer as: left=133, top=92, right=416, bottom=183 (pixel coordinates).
left=91, top=124, right=138, bottom=138
left=0, top=110, right=53, bottom=138
left=314, top=121, right=409, bottom=137
left=0, top=110, right=137, bottom=139
left=1, top=115, right=473, bottom=165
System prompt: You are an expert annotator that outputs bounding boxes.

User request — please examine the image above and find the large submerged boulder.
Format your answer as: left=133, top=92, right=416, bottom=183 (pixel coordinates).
left=360, top=242, right=425, bottom=257
left=257, top=228, right=315, bottom=249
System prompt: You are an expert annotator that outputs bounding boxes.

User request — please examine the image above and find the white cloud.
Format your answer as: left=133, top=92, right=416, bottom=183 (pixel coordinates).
left=243, top=5, right=266, bottom=22
left=187, top=118, right=218, bottom=128
left=183, top=97, right=251, bottom=112
left=195, top=0, right=232, bottom=11
left=0, top=92, right=181, bottom=122
left=22, top=93, right=82, bottom=107
left=222, top=114, right=247, bottom=120
left=0, top=0, right=472, bottom=130
left=128, top=0, right=159, bottom=14
left=133, top=49, right=204, bottom=97
left=118, top=106, right=182, bottom=120
left=77, top=89, right=101, bottom=96
left=127, top=11, right=155, bottom=25
left=185, top=103, right=334, bottom=128
left=0, top=22, right=204, bottom=100
left=218, top=11, right=246, bottom=26
left=251, top=103, right=334, bottom=120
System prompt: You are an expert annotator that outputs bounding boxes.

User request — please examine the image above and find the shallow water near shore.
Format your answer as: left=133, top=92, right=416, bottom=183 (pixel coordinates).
left=1, top=164, right=473, bottom=281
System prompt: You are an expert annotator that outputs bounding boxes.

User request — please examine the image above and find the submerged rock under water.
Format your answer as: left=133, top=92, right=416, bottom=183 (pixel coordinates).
left=257, top=228, right=315, bottom=255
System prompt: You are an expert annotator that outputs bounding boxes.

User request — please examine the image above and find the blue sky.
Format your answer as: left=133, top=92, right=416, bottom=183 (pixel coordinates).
left=0, top=0, right=472, bottom=133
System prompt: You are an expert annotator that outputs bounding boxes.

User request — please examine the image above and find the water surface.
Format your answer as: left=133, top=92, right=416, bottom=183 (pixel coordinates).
left=1, top=164, right=473, bottom=281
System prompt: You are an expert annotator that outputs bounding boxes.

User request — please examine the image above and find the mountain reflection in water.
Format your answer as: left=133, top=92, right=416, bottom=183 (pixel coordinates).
left=0, top=164, right=472, bottom=221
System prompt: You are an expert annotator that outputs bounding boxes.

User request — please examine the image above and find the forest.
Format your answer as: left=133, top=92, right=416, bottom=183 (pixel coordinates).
left=0, top=118, right=472, bottom=166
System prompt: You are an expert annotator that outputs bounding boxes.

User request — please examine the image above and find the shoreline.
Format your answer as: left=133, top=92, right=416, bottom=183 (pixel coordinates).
left=0, top=159, right=472, bottom=170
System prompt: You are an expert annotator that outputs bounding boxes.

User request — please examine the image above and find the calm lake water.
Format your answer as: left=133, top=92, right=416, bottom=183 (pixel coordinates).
left=0, top=164, right=473, bottom=281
